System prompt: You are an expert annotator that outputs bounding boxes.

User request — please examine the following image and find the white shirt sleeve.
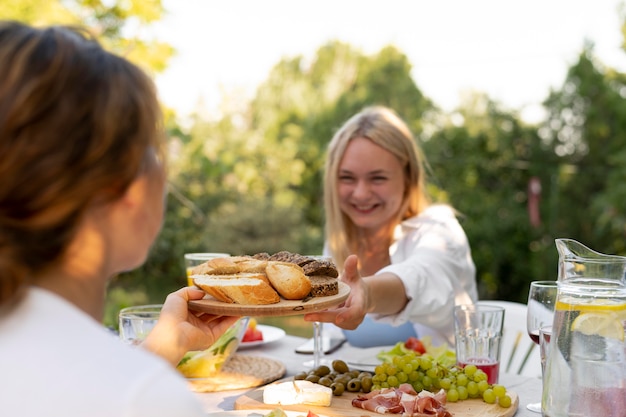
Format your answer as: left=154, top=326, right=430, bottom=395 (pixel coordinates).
left=371, top=205, right=477, bottom=344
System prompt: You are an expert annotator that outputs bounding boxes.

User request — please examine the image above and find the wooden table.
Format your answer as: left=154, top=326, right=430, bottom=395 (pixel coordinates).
left=195, top=334, right=542, bottom=416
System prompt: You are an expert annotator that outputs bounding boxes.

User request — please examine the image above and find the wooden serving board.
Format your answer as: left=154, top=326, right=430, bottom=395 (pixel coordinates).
left=189, top=282, right=350, bottom=317
left=234, top=379, right=518, bottom=417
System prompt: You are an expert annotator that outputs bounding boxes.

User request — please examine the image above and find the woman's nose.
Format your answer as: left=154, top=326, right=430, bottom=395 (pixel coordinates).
left=352, top=180, right=371, bottom=199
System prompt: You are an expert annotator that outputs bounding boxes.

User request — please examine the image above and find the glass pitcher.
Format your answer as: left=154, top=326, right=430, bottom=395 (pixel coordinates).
left=542, top=239, right=626, bottom=417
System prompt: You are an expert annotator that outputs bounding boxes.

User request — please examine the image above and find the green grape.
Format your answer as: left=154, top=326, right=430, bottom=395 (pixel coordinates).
left=386, top=364, right=398, bottom=376
left=492, top=384, right=506, bottom=398
left=393, top=356, right=405, bottom=368
left=410, top=358, right=420, bottom=370
left=411, top=381, right=424, bottom=392
left=457, top=385, right=469, bottom=400
left=439, top=377, right=452, bottom=390
left=477, top=380, right=489, bottom=393
left=482, top=388, right=496, bottom=404
left=387, top=375, right=399, bottom=387
left=463, top=364, right=477, bottom=377
left=456, top=373, right=468, bottom=386
left=446, top=388, right=460, bottom=402
left=467, top=381, right=479, bottom=397
left=408, top=371, right=420, bottom=382
left=396, top=372, right=408, bottom=384
left=422, top=376, right=433, bottom=390
left=419, top=357, right=432, bottom=370
left=473, top=370, right=488, bottom=382
left=402, top=363, right=414, bottom=374
left=374, top=365, right=385, bottom=375
left=426, top=367, right=439, bottom=379
left=380, top=382, right=390, bottom=388
left=377, top=373, right=387, bottom=382
left=499, top=394, right=512, bottom=408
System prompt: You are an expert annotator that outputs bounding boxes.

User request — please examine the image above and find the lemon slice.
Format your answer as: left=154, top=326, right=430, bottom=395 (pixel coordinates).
left=571, top=312, right=625, bottom=341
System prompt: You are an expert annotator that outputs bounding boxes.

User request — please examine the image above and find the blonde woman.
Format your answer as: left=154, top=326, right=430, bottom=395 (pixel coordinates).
left=305, top=106, right=477, bottom=346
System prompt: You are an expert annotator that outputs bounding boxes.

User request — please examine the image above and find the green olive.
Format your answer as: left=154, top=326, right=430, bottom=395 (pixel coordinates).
left=314, top=365, right=331, bottom=376
left=293, top=371, right=308, bottom=380
left=347, top=378, right=361, bottom=392
left=360, top=376, right=373, bottom=393
left=318, top=376, right=333, bottom=387
left=332, top=360, right=350, bottom=374
left=330, top=382, right=345, bottom=396
left=305, top=374, right=320, bottom=383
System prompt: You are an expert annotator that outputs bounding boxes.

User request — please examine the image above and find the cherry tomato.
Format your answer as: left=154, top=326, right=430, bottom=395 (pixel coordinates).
left=405, top=336, right=426, bottom=354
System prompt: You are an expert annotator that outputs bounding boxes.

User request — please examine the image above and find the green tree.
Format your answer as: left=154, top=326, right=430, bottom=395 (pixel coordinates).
left=541, top=45, right=626, bottom=255
left=0, top=0, right=173, bottom=74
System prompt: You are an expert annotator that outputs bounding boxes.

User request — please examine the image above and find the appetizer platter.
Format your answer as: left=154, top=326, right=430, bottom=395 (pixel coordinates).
left=235, top=383, right=518, bottom=417
left=188, top=252, right=349, bottom=316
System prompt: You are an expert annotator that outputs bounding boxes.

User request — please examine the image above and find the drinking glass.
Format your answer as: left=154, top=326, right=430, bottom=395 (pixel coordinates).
left=118, top=304, right=161, bottom=345
left=454, top=303, right=505, bottom=384
left=525, top=280, right=558, bottom=413
left=184, top=252, right=230, bottom=286
left=304, top=255, right=330, bottom=369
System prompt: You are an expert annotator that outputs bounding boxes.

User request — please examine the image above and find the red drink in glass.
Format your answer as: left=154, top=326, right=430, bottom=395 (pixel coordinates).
left=459, top=357, right=500, bottom=384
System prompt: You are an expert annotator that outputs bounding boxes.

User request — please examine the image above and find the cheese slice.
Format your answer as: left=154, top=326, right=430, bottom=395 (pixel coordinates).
left=263, top=380, right=332, bottom=406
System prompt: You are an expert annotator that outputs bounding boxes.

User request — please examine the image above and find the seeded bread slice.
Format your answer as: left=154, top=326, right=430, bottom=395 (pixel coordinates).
left=307, top=275, right=339, bottom=297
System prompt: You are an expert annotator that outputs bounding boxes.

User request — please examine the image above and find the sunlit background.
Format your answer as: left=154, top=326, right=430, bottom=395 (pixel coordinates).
left=152, top=0, right=626, bottom=123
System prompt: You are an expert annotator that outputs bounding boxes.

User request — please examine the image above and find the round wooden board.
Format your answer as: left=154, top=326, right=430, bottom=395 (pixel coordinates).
left=234, top=378, right=519, bottom=417
left=189, top=282, right=350, bottom=317
left=187, top=355, right=285, bottom=392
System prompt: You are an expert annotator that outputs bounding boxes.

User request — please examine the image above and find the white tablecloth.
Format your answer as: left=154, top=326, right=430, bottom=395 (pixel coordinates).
left=195, top=334, right=541, bottom=416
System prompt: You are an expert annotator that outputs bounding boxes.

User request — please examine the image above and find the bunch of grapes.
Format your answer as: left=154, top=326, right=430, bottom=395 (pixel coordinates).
left=371, top=351, right=512, bottom=408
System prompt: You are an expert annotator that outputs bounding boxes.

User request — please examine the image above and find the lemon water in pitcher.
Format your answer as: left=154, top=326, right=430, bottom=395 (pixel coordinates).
left=542, top=239, right=626, bottom=417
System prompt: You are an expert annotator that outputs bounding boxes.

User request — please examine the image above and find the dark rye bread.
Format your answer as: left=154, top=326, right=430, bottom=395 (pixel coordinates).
left=307, top=275, right=339, bottom=297
left=303, top=259, right=339, bottom=278
left=267, top=251, right=315, bottom=267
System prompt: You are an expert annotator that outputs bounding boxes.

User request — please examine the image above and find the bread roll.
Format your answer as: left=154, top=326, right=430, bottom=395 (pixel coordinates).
left=193, top=276, right=280, bottom=305
left=191, top=256, right=267, bottom=275
left=265, top=262, right=311, bottom=300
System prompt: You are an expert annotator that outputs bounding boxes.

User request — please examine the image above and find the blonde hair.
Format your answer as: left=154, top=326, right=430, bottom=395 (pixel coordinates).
left=323, top=106, right=430, bottom=270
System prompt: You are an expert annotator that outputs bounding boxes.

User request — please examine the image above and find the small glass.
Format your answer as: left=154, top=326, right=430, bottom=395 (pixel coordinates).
left=118, top=304, right=161, bottom=345
left=184, top=252, right=230, bottom=286
left=454, top=303, right=505, bottom=384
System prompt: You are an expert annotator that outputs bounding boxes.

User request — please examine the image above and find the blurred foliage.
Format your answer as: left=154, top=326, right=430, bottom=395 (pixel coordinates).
left=8, top=4, right=626, bottom=325
left=0, top=0, right=174, bottom=74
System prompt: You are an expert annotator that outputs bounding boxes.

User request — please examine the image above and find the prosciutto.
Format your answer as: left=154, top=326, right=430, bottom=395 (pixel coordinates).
left=352, top=384, right=452, bottom=417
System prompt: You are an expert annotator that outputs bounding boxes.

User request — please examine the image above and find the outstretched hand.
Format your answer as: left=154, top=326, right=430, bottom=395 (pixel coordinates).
left=304, top=254, right=369, bottom=330
left=142, top=287, right=240, bottom=366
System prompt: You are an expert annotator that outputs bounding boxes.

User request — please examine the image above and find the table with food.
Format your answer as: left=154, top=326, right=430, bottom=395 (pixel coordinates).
left=181, top=252, right=542, bottom=417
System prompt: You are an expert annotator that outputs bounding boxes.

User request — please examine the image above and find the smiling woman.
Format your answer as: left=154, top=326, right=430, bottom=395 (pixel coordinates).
left=304, top=106, right=477, bottom=347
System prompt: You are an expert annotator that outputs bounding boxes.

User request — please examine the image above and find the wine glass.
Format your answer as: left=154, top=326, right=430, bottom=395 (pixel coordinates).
left=304, top=255, right=331, bottom=369
left=525, top=280, right=558, bottom=413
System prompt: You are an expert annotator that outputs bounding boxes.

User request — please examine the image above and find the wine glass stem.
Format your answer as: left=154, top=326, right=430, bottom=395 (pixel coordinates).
left=313, top=321, right=323, bottom=368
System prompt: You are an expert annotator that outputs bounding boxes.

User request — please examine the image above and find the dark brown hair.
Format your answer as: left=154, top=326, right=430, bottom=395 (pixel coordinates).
left=0, top=21, right=164, bottom=304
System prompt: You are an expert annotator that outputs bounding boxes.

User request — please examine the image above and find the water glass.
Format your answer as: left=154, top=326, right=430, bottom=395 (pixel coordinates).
left=454, top=303, right=505, bottom=384
left=118, top=304, right=161, bottom=345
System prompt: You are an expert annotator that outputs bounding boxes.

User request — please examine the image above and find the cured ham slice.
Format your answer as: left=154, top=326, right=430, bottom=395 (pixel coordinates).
left=352, top=383, right=451, bottom=417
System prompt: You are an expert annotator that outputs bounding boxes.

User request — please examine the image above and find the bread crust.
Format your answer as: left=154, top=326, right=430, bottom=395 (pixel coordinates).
left=265, top=262, right=312, bottom=300
left=193, top=276, right=280, bottom=305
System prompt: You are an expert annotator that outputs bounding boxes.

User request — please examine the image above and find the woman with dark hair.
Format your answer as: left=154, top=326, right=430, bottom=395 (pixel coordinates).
left=0, top=21, right=237, bottom=416
left=305, top=106, right=477, bottom=346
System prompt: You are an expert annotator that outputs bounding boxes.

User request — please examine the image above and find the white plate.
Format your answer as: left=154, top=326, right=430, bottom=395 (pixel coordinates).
left=238, top=325, right=286, bottom=349
left=206, top=410, right=329, bottom=417
left=345, top=345, right=395, bottom=372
